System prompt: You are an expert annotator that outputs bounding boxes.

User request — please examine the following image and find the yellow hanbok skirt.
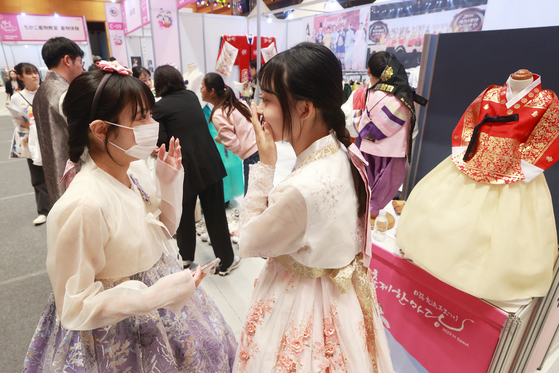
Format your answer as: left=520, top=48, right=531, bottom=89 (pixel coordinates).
left=396, top=156, right=557, bottom=301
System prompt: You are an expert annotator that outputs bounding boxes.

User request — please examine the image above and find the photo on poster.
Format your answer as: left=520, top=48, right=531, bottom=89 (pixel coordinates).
left=311, top=8, right=370, bottom=71
left=131, top=56, right=142, bottom=68
left=147, top=60, right=154, bottom=73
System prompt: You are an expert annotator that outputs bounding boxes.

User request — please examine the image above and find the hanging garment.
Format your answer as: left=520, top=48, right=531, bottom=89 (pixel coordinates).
left=397, top=74, right=559, bottom=301
left=216, top=35, right=277, bottom=82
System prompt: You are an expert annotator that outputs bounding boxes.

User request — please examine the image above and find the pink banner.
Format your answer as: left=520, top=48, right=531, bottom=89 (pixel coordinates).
left=0, top=13, right=86, bottom=42
left=178, top=0, right=197, bottom=9
left=141, top=0, right=149, bottom=25
left=105, top=3, right=128, bottom=67
left=122, top=0, right=150, bottom=35
left=151, top=0, right=181, bottom=71
left=370, top=244, right=508, bottom=373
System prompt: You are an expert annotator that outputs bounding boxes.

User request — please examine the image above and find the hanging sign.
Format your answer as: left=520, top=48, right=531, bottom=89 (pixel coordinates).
left=122, top=0, right=150, bottom=35
left=151, top=0, right=181, bottom=70
left=0, top=13, right=87, bottom=42
left=104, top=3, right=128, bottom=66
left=178, top=0, right=198, bottom=9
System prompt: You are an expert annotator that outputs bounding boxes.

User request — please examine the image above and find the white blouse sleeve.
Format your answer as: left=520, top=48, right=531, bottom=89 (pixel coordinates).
left=239, top=162, right=307, bottom=258
left=47, top=197, right=195, bottom=331
left=154, top=158, right=184, bottom=236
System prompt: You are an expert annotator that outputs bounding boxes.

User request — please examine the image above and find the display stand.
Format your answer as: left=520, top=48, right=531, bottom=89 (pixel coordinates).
left=371, top=201, right=559, bottom=372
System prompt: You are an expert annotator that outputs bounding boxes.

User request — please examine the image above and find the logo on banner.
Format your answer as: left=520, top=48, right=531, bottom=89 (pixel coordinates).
left=369, top=21, right=388, bottom=45
left=110, top=7, right=119, bottom=17
left=156, top=9, right=172, bottom=29
left=0, top=20, right=17, bottom=33
left=451, top=8, right=485, bottom=32
left=113, top=35, right=123, bottom=46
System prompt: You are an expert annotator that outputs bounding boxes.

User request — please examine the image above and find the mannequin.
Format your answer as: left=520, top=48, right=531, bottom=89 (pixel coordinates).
left=396, top=70, right=559, bottom=302
left=186, top=63, right=204, bottom=107
left=509, top=69, right=533, bottom=97
left=187, top=63, right=197, bottom=75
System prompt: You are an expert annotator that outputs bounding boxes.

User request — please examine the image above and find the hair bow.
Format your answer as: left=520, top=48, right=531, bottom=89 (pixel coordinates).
left=96, top=60, right=133, bottom=76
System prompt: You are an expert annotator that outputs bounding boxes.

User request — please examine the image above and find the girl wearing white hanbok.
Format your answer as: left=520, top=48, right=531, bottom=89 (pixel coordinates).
left=234, top=43, right=393, bottom=373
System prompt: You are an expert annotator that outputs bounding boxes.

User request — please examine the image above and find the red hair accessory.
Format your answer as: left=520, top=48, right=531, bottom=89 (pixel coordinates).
left=96, top=60, right=133, bottom=76
left=224, top=83, right=227, bottom=89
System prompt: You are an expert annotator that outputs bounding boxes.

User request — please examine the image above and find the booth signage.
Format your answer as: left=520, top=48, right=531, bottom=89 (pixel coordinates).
left=0, top=13, right=87, bottom=42
left=370, top=244, right=508, bottom=373
left=108, top=22, right=124, bottom=31
left=151, top=0, right=181, bottom=70
left=122, top=0, right=150, bottom=35
left=178, top=0, right=198, bottom=9
left=105, top=3, right=128, bottom=67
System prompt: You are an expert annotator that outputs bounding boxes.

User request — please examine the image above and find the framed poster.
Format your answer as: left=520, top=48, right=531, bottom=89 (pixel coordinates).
left=131, top=56, right=142, bottom=68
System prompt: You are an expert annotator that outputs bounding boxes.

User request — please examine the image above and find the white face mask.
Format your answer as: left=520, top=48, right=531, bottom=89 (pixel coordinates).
left=103, top=120, right=159, bottom=160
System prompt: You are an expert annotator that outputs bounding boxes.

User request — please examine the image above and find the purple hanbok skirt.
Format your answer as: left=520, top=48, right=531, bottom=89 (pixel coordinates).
left=362, top=153, right=406, bottom=216
left=23, top=253, right=237, bottom=372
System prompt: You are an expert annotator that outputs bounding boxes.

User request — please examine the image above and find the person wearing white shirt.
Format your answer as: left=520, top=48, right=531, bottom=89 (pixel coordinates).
left=9, top=62, right=50, bottom=225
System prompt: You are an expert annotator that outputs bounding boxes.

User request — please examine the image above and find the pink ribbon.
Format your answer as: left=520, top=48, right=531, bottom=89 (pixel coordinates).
left=347, top=143, right=373, bottom=268
left=58, top=159, right=79, bottom=189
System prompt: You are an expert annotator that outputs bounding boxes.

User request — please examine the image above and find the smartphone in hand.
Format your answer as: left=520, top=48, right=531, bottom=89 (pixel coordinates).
left=200, top=258, right=221, bottom=275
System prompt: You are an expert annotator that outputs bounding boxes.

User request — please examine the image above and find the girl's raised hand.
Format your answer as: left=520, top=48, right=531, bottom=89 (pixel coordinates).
left=158, top=136, right=182, bottom=170
left=251, top=102, right=276, bottom=167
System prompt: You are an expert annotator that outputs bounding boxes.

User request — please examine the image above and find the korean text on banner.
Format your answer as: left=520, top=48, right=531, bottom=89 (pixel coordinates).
left=122, top=0, right=150, bottom=35
left=370, top=243, right=508, bottom=373
left=0, top=13, right=87, bottom=42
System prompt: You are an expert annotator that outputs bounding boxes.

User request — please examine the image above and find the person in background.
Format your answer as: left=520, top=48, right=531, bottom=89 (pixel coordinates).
left=9, top=62, right=50, bottom=225
left=5, top=70, right=20, bottom=104
left=153, top=65, right=241, bottom=275
left=108, top=56, right=117, bottom=62
left=202, top=72, right=259, bottom=195
left=23, top=66, right=237, bottom=372
left=324, top=26, right=333, bottom=51
left=34, top=37, right=84, bottom=206
left=132, top=66, right=153, bottom=91
left=357, top=51, right=414, bottom=217
left=233, top=42, right=393, bottom=372
left=87, top=55, right=102, bottom=71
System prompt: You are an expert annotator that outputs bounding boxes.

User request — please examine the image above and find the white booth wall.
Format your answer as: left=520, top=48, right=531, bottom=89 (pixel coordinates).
left=125, top=25, right=154, bottom=69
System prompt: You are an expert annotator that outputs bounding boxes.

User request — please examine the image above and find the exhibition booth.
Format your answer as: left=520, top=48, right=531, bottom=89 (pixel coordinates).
left=2, top=0, right=559, bottom=371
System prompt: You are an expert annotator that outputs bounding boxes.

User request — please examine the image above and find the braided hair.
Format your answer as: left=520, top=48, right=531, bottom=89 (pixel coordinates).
left=259, top=43, right=367, bottom=217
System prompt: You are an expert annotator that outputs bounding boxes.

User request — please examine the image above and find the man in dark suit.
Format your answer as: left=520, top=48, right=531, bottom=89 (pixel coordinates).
left=152, top=65, right=240, bottom=275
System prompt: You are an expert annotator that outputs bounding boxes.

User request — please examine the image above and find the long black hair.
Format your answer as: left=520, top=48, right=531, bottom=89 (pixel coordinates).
left=368, top=51, right=392, bottom=78
left=63, top=69, right=155, bottom=163
left=153, top=65, right=185, bottom=97
left=259, top=42, right=367, bottom=217
left=14, top=62, right=40, bottom=91
left=204, top=72, right=252, bottom=123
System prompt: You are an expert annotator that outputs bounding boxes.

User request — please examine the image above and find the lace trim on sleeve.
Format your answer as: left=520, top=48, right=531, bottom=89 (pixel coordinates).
left=239, top=162, right=276, bottom=229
